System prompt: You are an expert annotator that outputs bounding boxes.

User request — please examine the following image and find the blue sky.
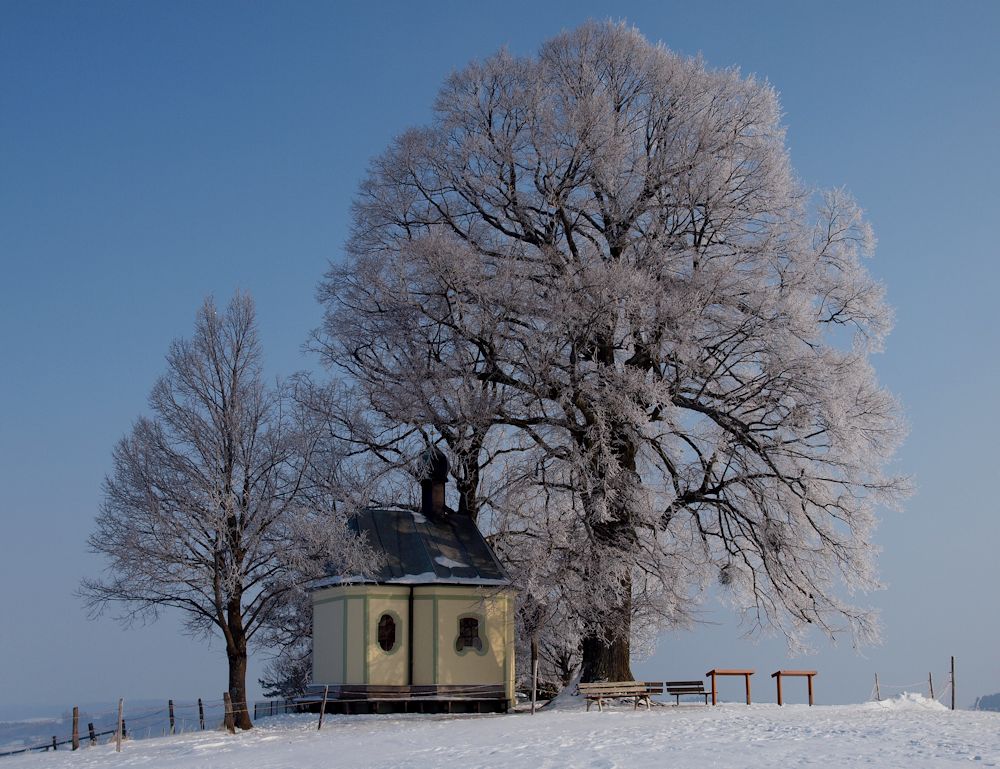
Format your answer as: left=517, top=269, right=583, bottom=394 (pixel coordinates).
left=1, top=0, right=998, bottom=714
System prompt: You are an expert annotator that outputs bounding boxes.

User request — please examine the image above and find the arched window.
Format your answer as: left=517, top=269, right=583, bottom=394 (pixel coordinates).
left=455, top=616, right=483, bottom=652
left=377, top=613, right=396, bottom=652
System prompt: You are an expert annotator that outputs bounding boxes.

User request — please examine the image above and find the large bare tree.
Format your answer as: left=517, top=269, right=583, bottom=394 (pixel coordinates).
left=317, top=22, right=908, bottom=681
left=82, top=293, right=368, bottom=728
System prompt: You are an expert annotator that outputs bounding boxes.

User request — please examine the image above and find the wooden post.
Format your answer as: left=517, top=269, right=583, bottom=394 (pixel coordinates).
left=807, top=673, right=814, bottom=706
left=531, top=656, right=540, bottom=715
left=745, top=672, right=752, bottom=705
left=317, top=685, right=329, bottom=730
left=529, top=635, right=539, bottom=715
left=951, top=656, right=956, bottom=711
left=72, top=706, right=80, bottom=750
left=929, top=672, right=935, bottom=700
left=874, top=673, right=881, bottom=701
left=709, top=671, right=717, bottom=706
left=198, top=698, right=205, bottom=730
left=88, top=722, right=96, bottom=747
left=51, top=736, right=57, bottom=751
left=775, top=672, right=783, bottom=706
left=115, top=698, right=124, bottom=753
left=223, top=692, right=235, bottom=734
left=168, top=699, right=175, bottom=735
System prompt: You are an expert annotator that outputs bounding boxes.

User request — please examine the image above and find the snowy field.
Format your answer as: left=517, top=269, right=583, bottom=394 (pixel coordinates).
left=4, top=695, right=999, bottom=769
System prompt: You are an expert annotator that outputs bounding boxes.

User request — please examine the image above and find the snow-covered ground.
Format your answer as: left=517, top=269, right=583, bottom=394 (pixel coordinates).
left=4, top=695, right=999, bottom=768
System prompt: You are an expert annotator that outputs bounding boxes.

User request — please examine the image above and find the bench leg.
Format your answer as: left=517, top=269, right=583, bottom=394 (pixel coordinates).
left=645, top=696, right=651, bottom=711
left=586, top=699, right=591, bottom=712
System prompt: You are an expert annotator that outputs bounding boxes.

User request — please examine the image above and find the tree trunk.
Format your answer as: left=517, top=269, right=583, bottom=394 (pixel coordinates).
left=577, top=406, right=638, bottom=683
left=576, top=484, right=638, bottom=682
left=579, top=585, right=634, bottom=682
left=227, top=643, right=253, bottom=730
left=569, top=314, right=641, bottom=684
left=580, top=631, right=633, bottom=682
left=225, top=593, right=253, bottom=731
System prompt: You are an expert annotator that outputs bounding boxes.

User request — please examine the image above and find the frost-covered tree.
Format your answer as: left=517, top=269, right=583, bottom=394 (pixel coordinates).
left=81, top=294, right=371, bottom=728
left=316, top=22, right=907, bottom=681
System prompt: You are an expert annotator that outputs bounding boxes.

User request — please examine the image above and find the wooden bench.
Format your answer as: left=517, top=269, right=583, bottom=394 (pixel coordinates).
left=643, top=681, right=665, bottom=697
left=578, top=681, right=653, bottom=712
left=659, top=680, right=710, bottom=705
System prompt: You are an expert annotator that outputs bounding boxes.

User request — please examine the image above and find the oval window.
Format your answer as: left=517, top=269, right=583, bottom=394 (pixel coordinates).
left=377, top=613, right=396, bottom=652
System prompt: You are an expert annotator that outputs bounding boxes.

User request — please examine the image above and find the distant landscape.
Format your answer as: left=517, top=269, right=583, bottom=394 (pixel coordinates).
left=974, top=693, right=1000, bottom=712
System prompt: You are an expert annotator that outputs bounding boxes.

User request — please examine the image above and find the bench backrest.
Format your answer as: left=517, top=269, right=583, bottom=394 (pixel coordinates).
left=578, top=681, right=648, bottom=695
left=664, top=680, right=707, bottom=693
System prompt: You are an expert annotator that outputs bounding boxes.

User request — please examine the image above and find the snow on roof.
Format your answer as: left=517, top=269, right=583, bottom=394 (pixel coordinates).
left=313, top=505, right=511, bottom=588
left=434, top=555, right=467, bottom=569
left=310, top=573, right=511, bottom=589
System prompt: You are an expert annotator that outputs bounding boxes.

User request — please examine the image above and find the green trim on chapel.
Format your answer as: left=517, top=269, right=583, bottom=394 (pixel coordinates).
left=432, top=595, right=439, bottom=684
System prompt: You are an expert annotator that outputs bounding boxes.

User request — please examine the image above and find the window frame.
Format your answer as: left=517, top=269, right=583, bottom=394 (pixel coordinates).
left=375, top=610, right=402, bottom=655
left=454, top=612, right=488, bottom=657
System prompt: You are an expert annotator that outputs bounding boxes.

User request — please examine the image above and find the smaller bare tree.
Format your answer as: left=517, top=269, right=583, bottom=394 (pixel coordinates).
left=81, top=293, right=370, bottom=729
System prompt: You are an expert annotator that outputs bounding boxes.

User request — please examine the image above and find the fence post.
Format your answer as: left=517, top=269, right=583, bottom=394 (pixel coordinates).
left=874, top=673, right=881, bottom=701
left=115, top=698, right=124, bottom=753
left=169, top=699, right=175, bottom=734
left=72, top=706, right=80, bottom=750
left=951, top=656, right=956, bottom=710
left=531, top=657, right=539, bottom=715
left=51, top=736, right=57, bottom=751
left=929, top=673, right=935, bottom=700
left=317, top=685, right=329, bottom=730
left=88, top=722, right=96, bottom=747
left=198, top=698, right=205, bottom=730
left=223, top=692, right=235, bottom=734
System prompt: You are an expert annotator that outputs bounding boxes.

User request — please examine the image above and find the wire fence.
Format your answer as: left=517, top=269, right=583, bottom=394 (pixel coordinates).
left=870, top=660, right=957, bottom=709
left=0, top=697, right=304, bottom=759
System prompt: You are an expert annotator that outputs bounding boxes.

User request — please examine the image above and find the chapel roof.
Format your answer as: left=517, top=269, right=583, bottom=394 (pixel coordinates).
left=311, top=505, right=511, bottom=589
